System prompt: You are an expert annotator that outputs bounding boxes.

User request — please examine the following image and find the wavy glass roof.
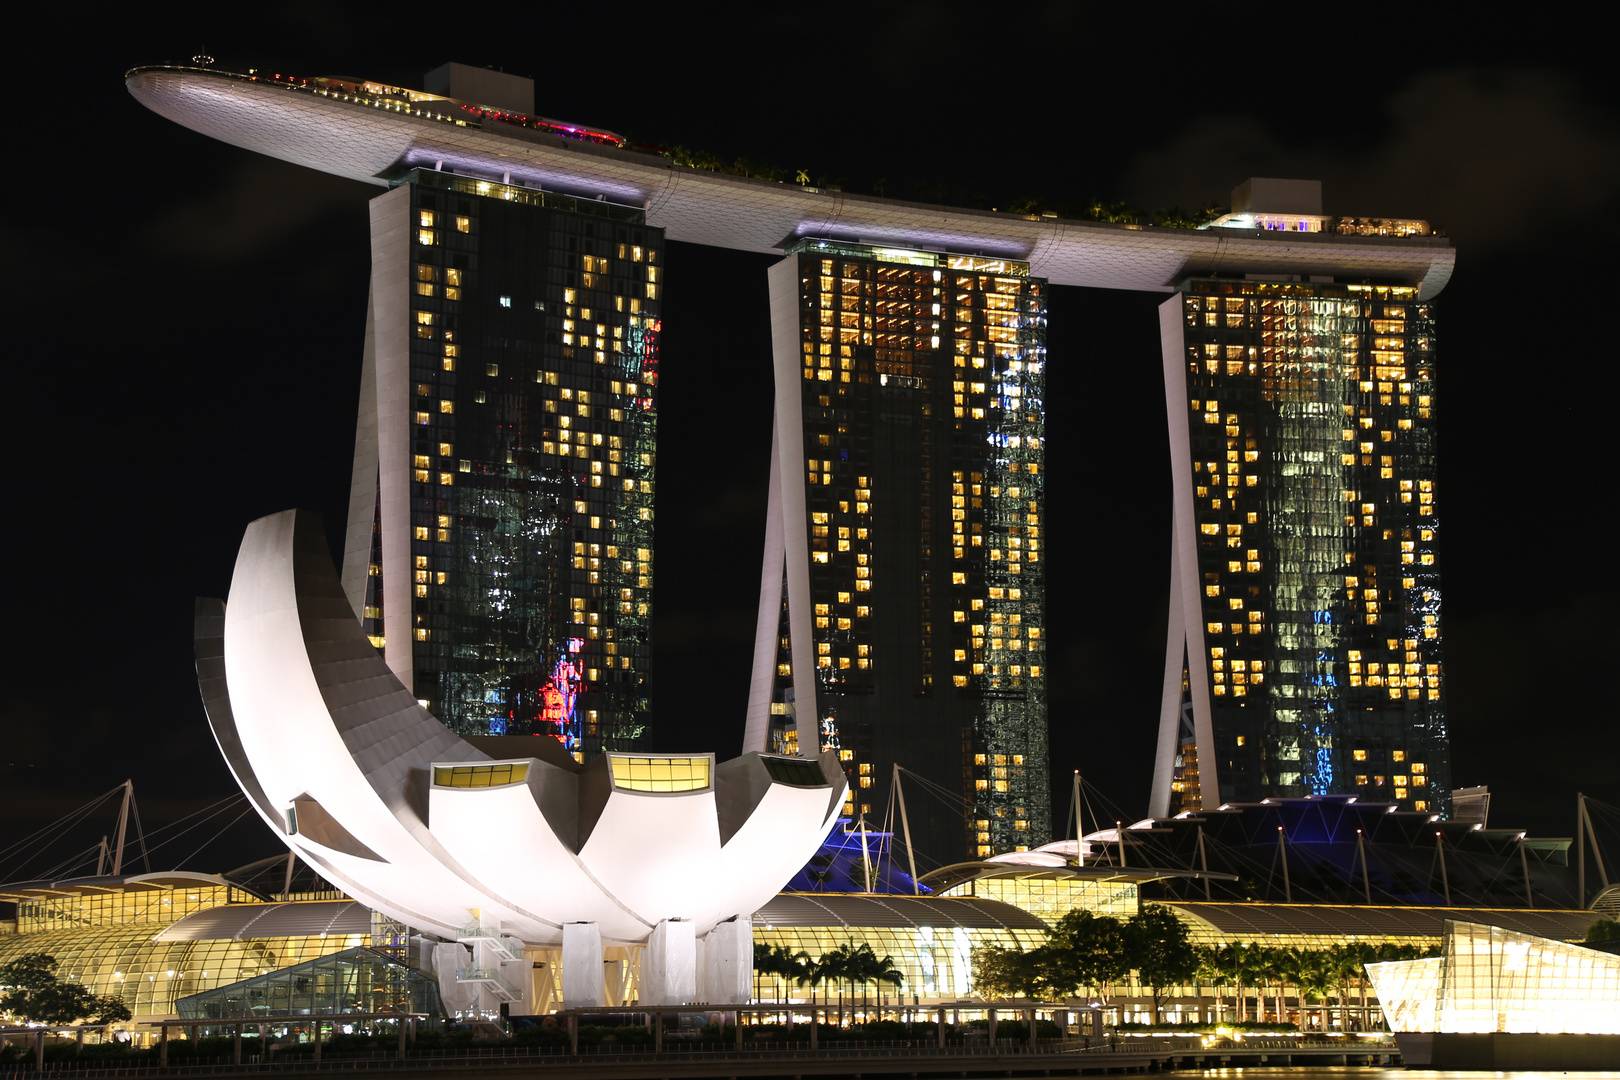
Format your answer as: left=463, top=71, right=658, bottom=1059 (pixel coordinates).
left=755, top=892, right=1046, bottom=931
left=1167, top=902, right=1603, bottom=943
left=155, top=900, right=371, bottom=942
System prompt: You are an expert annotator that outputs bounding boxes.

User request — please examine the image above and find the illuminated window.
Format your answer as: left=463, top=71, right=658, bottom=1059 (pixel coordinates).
left=433, top=763, right=528, bottom=788
left=609, top=755, right=711, bottom=793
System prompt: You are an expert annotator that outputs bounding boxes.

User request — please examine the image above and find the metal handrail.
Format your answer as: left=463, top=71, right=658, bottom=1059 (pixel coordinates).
left=453, top=927, right=524, bottom=960
left=452, top=968, right=524, bottom=1002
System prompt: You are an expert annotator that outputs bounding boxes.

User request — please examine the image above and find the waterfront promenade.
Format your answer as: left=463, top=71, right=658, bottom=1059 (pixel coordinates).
left=0, top=1035, right=1402, bottom=1078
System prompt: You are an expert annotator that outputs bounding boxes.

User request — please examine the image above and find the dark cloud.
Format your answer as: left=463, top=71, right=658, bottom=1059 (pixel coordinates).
left=1123, top=68, right=1620, bottom=250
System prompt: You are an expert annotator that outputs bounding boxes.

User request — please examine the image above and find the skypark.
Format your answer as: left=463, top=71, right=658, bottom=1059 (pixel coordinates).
left=126, top=64, right=1453, bottom=297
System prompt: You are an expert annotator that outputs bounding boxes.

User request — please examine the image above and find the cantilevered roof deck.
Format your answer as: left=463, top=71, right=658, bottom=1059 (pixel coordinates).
left=126, top=66, right=1455, bottom=298
left=1166, top=902, right=1603, bottom=942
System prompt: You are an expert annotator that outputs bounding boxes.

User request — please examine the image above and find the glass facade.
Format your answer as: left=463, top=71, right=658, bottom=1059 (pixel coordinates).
left=1369, top=920, right=1620, bottom=1035
left=0, top=924, right=367, bottom=1020
left=1163, top=279, right=1449, bottom=814
left=381, top=171, right=661, bottom=755
left=939, top=875, right=1138, bottom=924
left=15, top=885, right=253, bottom=935
left=768, top=241, right=1049, bottom=864
left=176, top=946, right=442, bottom=1021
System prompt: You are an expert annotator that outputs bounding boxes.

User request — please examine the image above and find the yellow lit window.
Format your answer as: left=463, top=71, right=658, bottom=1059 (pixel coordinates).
left=432, top=763, right=528, bottom=788
left=609, top=755, right=711, bottom=793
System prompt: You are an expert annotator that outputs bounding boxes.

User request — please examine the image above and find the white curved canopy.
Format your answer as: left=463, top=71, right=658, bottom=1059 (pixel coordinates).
left=195, top=509, right=846, bottom=945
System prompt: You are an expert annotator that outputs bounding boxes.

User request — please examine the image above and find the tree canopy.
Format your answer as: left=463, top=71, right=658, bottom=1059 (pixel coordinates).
left=0, top=953, right=131, bottom=1026
left=1043, top=910, right=1130, bottom=1000
left=1585, top=918, right=1620, bottom=943
left=1123, top=905, right=1200, bottom=1016
left=972, top=903, right=1196, bottom=1012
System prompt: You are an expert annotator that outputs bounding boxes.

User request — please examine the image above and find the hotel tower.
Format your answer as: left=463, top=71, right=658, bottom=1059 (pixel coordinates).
left=338, top=67, right=662, bottom=756
left=1150, top=181, right=1452, bottom=819
left=743, top=241, right=1049, bottom=863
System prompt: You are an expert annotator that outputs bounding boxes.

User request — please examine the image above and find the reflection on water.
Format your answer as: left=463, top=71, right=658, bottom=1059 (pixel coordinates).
left=1173, top=1070, right=1618, bottom=1079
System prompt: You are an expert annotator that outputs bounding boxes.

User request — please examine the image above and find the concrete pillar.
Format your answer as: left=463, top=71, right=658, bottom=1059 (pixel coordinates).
left=233, top=1025, right=242, bottom=1064
left=642, top=919, right=697, bottom=1006
left=158, top=1026, right=167, bottom=1067
left=312, top=1019, right=322, bottom=1062
left=988, top=1008, right=998, bottom=1044
left=562, top=922, right=605, bottom=1008
left=937, top=1007, right=946, bottom=1047
left=567, top=1013, right=578, bottom=1055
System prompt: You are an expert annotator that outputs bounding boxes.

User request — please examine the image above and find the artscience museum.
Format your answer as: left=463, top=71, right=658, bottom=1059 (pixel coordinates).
left=195, top=508, right=846, bottom=1009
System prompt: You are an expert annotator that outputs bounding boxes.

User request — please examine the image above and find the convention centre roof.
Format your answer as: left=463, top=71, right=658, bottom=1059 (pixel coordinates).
left=154, top=899, right=371, bottom=942
left=1166, top=902, right=1604, bottom=942
left=756, top=893, right=1046, bottom=932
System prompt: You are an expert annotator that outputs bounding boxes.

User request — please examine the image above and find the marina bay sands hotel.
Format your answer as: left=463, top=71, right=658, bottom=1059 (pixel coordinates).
left=129, top=61, right=1458, bottom=863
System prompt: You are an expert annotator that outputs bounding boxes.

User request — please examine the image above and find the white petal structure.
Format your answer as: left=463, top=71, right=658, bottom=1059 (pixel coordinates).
left=195, top=509, right=845, bottom=1003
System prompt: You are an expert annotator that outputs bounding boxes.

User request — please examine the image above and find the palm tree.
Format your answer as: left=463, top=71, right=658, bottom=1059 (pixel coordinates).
left=852, top=943, right=880, bottom=1016
left=1286, top=948, right=1336, bottom=1031
left=817, top=944, right=857, bottom=1021
left=795, top=952, right=829, bottom=1009
left=1327, top=944, right=1371, bottom=1031
left=754, top=944, right=810, bottom=1004
left=1255, top=945, right=1288, bottom=1023
left=1203, top=946, right=1231, bottom=1024
left=754, top=942, right=772, bottom=1003
left=872, top=952, right=904, bottom=1009
left=1233, top=942, right=1269, bottom=1023
left=1222, top=941, right=1267, bottom=1023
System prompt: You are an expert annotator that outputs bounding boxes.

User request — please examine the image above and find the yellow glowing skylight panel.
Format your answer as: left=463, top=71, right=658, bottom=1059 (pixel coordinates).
left=433, top=763, right=529, bottom=788
left=609, top=755, right=711, bottom=792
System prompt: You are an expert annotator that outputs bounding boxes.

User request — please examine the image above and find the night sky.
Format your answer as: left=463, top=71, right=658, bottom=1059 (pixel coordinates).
left=4, top=6, right=1616, bottom=884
